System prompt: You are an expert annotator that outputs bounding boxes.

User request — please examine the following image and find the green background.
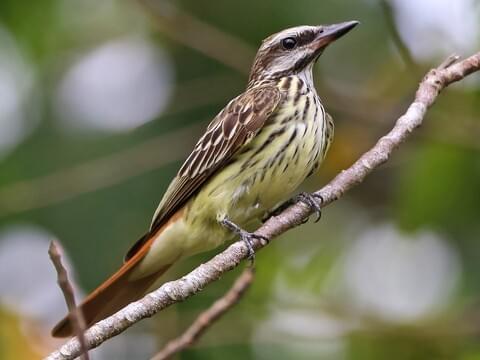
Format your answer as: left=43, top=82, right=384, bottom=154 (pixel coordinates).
left=0, top=0, right=479, bottom=359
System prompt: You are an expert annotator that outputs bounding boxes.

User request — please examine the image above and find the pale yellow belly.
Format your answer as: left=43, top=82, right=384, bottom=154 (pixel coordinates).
left=202, top=122, right=320, bottom=226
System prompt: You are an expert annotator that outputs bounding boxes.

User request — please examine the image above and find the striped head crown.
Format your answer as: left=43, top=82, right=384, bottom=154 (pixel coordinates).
left=248, top=21, right=359, bottom=86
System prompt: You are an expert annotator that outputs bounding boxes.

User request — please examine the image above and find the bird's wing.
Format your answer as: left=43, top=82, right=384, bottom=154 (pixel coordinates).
left=124, top=85, right=281, bottom=261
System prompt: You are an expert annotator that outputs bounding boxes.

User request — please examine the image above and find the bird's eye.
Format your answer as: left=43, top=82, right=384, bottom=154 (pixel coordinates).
left=281, top=37, right=297, bottom=50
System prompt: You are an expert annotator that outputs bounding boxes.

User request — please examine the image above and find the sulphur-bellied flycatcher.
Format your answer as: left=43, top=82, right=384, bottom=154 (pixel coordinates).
left=52, top=20, right=358, bottom=337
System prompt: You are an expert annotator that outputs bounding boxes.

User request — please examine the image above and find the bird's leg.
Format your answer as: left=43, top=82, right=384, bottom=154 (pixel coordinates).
left=220, top=217, right=268, bottom=263
left=296, top=192, right=323, bottom=222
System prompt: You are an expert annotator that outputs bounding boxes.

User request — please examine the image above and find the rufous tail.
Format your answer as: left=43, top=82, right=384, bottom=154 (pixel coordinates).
left=51, top=259, right=170, bottom=338
left=52, top=209, right=185, bottom=338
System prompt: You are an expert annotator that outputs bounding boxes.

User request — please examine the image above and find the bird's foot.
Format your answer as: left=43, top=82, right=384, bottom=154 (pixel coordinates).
left=296, top=192, right=323, bottom=223
left=220, top=218, right=268, bottom=263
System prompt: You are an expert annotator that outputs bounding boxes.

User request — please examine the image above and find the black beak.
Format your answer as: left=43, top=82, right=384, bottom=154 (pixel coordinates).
left=311, top=20, right=359, bottom=50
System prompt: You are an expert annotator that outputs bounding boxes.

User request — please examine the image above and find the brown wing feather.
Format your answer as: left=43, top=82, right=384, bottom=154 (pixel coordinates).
left=124, top=86, right=280, bottom=262
left=145, top=86, right=281, bottom=241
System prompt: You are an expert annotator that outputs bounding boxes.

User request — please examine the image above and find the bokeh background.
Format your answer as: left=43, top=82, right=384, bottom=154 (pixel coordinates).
left=0, top=0, right=480, bottom=359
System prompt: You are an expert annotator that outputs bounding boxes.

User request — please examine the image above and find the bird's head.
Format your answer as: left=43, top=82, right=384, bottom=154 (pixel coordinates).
left=248, top=21, right=359, bottom=86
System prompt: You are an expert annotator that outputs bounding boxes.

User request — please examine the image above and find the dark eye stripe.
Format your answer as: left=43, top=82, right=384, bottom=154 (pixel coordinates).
left=278, top=29, right=317, bottom=50
left=297, top=30, right=316, bottom=46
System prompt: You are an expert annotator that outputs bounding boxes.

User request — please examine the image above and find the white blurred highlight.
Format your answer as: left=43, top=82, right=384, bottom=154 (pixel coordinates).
left=0, top=225, right=78, bottom=324
left=253, top=252, right=353, bottom=359
left=253, top=305, right=348, bottom=359
left=0, top=224, right=155, bottom=359
left=0, top=25, right=37, bottom=158
left=56, top=37, right=173, bottom=132
left=342, top=223, right=461, bottom=322
left=390, top=0, right=480, bottom=60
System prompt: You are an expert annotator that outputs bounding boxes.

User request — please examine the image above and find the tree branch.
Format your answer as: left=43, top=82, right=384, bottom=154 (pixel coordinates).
left=45, top=52, right=480, bottom=360
left=151, top=267, right=255, bottom=360
left=48, top=241, right=90, bottom=360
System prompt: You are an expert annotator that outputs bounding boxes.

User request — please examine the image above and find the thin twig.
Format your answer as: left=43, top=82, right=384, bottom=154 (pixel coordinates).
left=48, top=241, right=89, bottom=360
left=45, top=52, right=480, bottom=360
left=151, top=267, right=255, bottom=360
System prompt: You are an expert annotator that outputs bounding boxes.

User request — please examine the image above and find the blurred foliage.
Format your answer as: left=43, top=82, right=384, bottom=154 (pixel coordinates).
left=0, top=0, right=479, bottom=359
left=0, top=307, right=47, bottom=360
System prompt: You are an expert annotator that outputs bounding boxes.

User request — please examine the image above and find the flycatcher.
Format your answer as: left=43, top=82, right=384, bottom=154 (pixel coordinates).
left=52, top=20, right=359, bottom=337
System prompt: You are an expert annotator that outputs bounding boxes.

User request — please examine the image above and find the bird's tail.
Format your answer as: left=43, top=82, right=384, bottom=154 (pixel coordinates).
left=51, top=261, right=170, bottom=338
left=51, top=234, right=172, bottom=338
left=52, top=209, right=185, bottom=338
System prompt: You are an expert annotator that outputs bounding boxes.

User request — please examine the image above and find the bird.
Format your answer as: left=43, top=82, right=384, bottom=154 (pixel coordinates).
left=52, top=20, right=359, bottom=337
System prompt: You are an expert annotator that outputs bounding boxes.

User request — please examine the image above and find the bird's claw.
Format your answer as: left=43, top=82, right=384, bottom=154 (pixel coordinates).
left=296, top=192, right=323, bottom=222
left=220, top=218, right=269, bottom=264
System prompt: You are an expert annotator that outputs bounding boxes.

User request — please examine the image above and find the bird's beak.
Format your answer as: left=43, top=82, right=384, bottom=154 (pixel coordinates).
left=310, top=20, right=359, bottom=50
